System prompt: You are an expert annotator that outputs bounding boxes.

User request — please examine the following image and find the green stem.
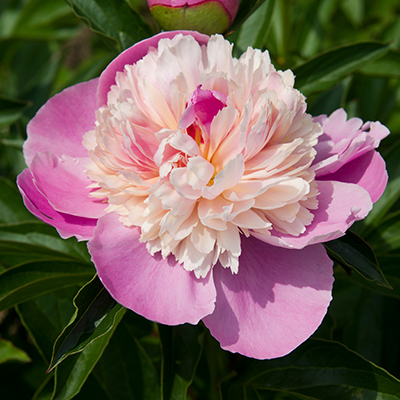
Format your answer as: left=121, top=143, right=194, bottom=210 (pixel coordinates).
left=204, top=329, right=230, bottom=400
left=274, top=0, right=291, bottom=67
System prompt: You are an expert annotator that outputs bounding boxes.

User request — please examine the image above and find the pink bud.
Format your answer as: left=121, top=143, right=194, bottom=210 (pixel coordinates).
left=147, top=0, right=240, bottom=35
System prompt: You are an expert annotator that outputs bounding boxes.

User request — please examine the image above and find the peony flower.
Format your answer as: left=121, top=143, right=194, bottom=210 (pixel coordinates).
left=147, top=0, right=239, bottom=34
left=17, top=31, right=389, bottom=359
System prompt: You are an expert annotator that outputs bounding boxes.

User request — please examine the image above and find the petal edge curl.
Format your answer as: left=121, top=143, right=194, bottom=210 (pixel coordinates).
left=30, top=152, right=107, bottom=218
left=318, top=150, right=388, bottom=204
left=17, top=169, right=97, bottom=241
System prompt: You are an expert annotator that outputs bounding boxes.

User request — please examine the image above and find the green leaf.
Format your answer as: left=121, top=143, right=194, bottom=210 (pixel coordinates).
left=16, top=287, right=80, bottom=363
left=52, top=308, right=125, bottom=400
left=91, top=316, right=161, bottom=400
left=371, top=210, right=400, bottom=253
left=0, top=260, right=94, bottom=312
left=0, top=177, right=36, bottom=224
left=0, top=221, right=91, bottom=267
left=228, top=339, right=400, bottom=400
left=0, top=0, right=78, bottom=40
left=330, top=276, right=400, bottom=378
left=341, top=0, right=364, bottom=27
left=293, top=41, right=390, bottom=96
left=228, top=0, right=266, bottom=34
left=340, top=288, right=383, bottom=364
left=336, top=254, right=400, bottom=300
left=6, top=41, right=62, bottom=118
left=270, top=0, right=291, bottom=62
left=65, top=0, right=153, bottom=50
left=360, top=50, right=400, bottom=78
left=294, top=0, right=337, bottom=59
left=49, top=275, right=124, bottom=371
left=0, top=339, right=31, bottom=364
left=236, top=0, right=275, bottom=51
left=159, top=324, right=204, bottom=400
left=0, top=95, right=31, bottom=129
left=324, top=231, right=392, bottom=288
left=307, top=75, right=352, bottom=116
left=12, top=0, right=73, bottom=33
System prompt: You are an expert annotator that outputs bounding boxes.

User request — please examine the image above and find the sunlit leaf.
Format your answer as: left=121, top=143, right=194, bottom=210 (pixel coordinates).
left=294, top=41, right=389, bottom=96
left=52, top=308, right=124, bottom=400
left=228, top=0, right=266, bottom=33
left=236, top=0, right=275, bottom=50
left=361, top=50, right=400, bottom=78
left=65, top=0, right=153, bottom=50
left=0, top=339, right=31, bottom=364
left=49, top=275, right=124, bottom=371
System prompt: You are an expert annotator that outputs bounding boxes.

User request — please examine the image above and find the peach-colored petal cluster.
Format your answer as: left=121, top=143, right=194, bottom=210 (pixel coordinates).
left=83, top=34, right=322, bottom=278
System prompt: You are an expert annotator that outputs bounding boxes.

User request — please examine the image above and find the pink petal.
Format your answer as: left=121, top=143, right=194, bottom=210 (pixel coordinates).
left=312, top=109, right=390, bottom=177
left=88, top=212, right=217, bottom=325
left=17, top=169, right=97, bottom=240
left=179, top=85, right=226, bottom=133
left=203, top=237, right=333, bottom=359
left=97, top=31, right=210, bottom=107
left=314, top=108, right=363, bottom=144
left=252, top=180, right=372, bottom=249
left=30, top=152, right=107, bottom=218
left=318, top=150, right=388, bottom=203
left=24, top=79, right=99, bottom=167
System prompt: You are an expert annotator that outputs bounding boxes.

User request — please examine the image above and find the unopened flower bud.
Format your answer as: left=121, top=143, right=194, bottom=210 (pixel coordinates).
left=147, top=0, right=239, bottom=35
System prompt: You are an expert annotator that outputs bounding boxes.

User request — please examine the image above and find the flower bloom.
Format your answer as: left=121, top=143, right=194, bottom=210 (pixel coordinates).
left=147, top=0, right=239, bottom=34
left=17, top=31, right=389, bottom=359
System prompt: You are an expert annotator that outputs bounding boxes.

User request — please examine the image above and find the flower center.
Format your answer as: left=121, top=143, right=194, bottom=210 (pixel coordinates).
left=180, top=85, right=227, bottom=146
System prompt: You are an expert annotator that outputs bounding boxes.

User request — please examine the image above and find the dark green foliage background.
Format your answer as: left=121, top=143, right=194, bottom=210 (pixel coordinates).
left=1, top=0, right=400, bottom=399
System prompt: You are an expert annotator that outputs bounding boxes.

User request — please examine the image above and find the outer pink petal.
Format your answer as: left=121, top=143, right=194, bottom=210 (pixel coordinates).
left=252, top=180, right=372, bottom=249
left=30, top=152, right=107, bottom=218
left=312, top=109, right=390, bottom=177
left=97, top=31, right=210, bottom=107
left=88, top=212, right=217, bottom=325
left=318, top=150, right=388, bottom=203
left=24, top=79, right=99, bottom=167
left=203, top=237, right=333, bottom=359
left=17, top=169, right=97, bottom=240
